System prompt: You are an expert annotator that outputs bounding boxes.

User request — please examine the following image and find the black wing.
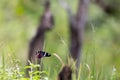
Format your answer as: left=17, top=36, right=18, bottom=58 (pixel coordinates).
left=37, top=51, right=51, bottom=58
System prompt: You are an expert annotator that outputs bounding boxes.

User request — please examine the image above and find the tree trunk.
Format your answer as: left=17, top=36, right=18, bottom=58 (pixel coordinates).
left=58, top=0, right=89, bottom=78
left=26, top=1, right=54, bottom=76
left=58, top=65, right=72, bottom=80
left=69, top=0, right=89, bottom=70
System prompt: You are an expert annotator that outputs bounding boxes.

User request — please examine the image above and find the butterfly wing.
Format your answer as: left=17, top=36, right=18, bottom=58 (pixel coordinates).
left=36, top=51, right=51, bottom=59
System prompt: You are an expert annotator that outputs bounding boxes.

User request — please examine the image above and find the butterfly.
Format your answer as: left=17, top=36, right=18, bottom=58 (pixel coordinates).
left=35, top=51, right=51, bottom=59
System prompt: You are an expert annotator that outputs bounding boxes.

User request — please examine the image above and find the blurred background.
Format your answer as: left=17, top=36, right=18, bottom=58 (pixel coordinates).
left=0, top=0, right=120, bottom=79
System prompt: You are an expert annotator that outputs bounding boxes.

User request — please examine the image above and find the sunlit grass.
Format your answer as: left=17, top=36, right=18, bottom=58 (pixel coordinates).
left=0, top=50, right=119, bottom=80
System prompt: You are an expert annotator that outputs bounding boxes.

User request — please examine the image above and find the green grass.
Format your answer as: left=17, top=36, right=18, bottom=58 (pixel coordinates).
left=0, top=51, right=119, bottom=80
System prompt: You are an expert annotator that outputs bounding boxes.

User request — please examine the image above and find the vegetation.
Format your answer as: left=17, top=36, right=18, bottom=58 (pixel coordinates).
left=0, top=0, right=120, bottom=80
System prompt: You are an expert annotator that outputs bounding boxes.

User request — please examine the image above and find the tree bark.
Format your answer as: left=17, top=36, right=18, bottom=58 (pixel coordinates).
left=58, top=65, right=72, bottom=80
left=26, top=1, right=54, bottom=76
left=58, top=0, right=89, bottom=78
left=69, top=0, right=89, bottom=78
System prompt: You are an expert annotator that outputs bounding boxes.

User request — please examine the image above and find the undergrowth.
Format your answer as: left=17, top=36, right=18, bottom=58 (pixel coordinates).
left=0, top=52, right=119, bottom=80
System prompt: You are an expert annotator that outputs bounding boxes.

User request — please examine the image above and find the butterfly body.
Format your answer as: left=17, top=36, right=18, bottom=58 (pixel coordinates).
left=36, top=51, right=51, bottom=59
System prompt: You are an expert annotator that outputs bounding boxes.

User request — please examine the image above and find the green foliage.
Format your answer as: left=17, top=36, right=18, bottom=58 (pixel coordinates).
left=0, top=53, right=48, bottom=80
